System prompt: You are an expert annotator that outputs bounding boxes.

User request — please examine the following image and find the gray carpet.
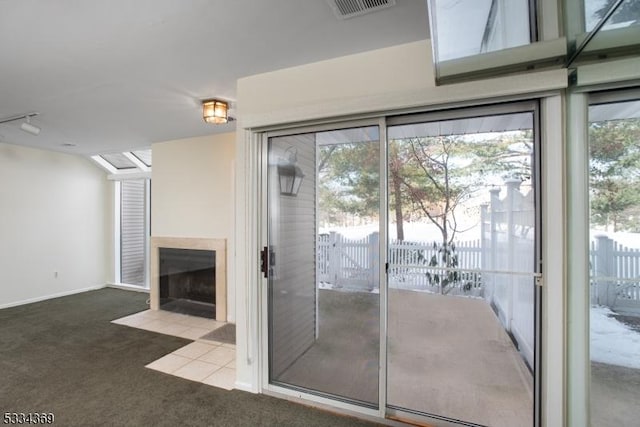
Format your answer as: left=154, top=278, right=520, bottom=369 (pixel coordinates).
left=0, top=288, right=379, bottom=427
left=200, top=323, right=236, bottom=344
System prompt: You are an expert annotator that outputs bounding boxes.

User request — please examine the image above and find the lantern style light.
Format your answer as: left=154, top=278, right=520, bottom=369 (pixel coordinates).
left=278, top=146, right=304, bottom=196
left=278, top=163, right=305, bottom=196
left=202, top=99, right=229, bottom=124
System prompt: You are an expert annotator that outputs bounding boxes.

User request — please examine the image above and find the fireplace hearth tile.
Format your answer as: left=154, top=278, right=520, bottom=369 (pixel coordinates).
left=198, top=346, right=234, bottom=366
left=180, top=316, right=223, bottom=330
left=173, top=360, right=222, bottom=382
left=173, top=342, right=218, bottom=359
left=112, top=309, right=227, bottom=338
left=177, top=327, right=213, bottom=341
left=137, top=319, right=191, bottom=337
left=117, top=308, right=236, bottom=391
left=202, top=367, right=235, bottom=390
left=134, top=319, right=170, bottom=332
left=111, top=313, right=153, bottom=328
left=145, top=354, right=191, bottom=374
left=144, top=309, right=174, bottom=319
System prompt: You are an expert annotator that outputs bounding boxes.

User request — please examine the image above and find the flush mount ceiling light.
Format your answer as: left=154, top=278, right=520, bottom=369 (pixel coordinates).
left=202, top=99, right=232, bottom=124
left=0, top=112, right=41, bottom=135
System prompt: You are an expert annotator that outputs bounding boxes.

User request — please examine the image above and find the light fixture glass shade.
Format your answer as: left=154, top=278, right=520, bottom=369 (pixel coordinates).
left=202, top=99, right=228, bottom=124
left=278, top=163, right=304, bottom=196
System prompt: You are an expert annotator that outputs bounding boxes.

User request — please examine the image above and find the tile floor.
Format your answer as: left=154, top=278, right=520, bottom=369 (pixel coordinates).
left=112, top=309, right=236, bottom=390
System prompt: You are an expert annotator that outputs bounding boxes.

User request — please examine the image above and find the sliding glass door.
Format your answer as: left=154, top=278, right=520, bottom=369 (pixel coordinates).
left=386, top=104, right=539, bottom=426
left=267, top=125, right=381, bottom=406
left=588, top=92, right=640, bottom=427
left=264, top=104, right=540, bottom=425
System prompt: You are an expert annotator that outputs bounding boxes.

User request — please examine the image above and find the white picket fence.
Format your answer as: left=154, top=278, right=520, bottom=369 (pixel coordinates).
left=317, top=228, right=537, bottom=367
left=318, top=232, right=483, bottom=294
left=318, top=231, right=380, bottom=290
left=387, top=239, right=484, bottom=295
left=590, top=234, right=640, bottom=314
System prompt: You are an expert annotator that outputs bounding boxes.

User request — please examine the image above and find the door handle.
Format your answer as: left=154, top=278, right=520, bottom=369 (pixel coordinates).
left=260, top=246, right=269, bottom=278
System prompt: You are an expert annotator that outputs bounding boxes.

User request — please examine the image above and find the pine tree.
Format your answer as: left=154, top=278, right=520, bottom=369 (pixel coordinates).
left=596, top=0, right=640, bottom=24
left=589, top=118, right=640, bottom=232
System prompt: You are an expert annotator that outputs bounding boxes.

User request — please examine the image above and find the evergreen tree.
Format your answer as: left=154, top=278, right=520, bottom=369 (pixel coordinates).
left=589, top=118, right=640, bottom=231
left=596, top=0, right=640, bottom=24
left=391, top=131, right=532, bottom=293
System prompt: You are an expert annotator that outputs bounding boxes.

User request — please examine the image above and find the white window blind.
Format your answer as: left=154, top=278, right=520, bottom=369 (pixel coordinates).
left=120, top=179, right=146, bottom=286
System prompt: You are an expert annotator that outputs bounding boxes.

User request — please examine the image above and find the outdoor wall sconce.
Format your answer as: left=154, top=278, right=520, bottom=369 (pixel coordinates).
left=278, top=146, right=305, bottom=196
left=202, top=99, right=230, bottom=124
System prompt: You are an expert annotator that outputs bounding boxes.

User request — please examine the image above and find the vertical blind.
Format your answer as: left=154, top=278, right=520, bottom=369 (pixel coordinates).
left=121, top=179, right=146, bottom=286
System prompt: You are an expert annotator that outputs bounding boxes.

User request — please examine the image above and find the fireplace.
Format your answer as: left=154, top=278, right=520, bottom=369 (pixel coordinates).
left=159, top=248, right=216, bottom=318
left=150, top=237, right=226, bottom=321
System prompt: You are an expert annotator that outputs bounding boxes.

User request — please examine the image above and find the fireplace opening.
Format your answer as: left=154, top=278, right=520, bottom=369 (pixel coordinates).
left=159, top=247, right=216, bottom=319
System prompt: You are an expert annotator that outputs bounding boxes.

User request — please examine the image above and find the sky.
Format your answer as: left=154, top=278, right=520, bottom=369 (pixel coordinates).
left=432, top=0, right=492, bottom=61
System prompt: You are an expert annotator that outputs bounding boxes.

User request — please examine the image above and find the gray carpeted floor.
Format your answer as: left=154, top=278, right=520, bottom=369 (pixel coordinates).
left=0, top=288, right=379, bottom=427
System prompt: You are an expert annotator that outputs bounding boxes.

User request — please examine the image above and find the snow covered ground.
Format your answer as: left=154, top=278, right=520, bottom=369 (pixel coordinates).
left=591, top=306, right=640, bottom=369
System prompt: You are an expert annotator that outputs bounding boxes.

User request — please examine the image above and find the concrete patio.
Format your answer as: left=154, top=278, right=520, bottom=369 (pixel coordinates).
left=276, top=289, right=533, bottom=427
left=591, top=362, right=640, bottom=427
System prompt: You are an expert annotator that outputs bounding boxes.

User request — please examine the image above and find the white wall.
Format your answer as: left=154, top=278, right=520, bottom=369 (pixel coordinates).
left=237, top=39, right=566, bottom=130
left=0, top=143, right=110, bottom=308
left=237, top=40, right=435, bottom=129
left=151, top=132, right=235, bottom=321
left=238, top=40, right=435, bottom=119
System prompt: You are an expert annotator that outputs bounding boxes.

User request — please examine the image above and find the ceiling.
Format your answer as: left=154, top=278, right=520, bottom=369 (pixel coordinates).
left=0, top=0, right=429, bottom=156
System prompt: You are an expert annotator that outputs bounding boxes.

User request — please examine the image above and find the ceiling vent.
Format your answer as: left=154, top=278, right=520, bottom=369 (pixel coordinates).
left=327, top=0, right=396, bottom=20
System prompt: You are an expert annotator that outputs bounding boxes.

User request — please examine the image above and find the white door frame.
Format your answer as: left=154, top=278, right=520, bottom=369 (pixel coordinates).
left=246, top=95, right=565, bottom=426
left=258, top=118, right=386, bottom=420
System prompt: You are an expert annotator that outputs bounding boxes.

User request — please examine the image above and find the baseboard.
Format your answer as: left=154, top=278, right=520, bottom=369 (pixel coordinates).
left=0, top=284, right=107, bottom=310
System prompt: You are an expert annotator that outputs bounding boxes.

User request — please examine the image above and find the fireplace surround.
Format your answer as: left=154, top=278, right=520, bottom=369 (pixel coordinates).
left=150, top=237, right=226, bottom=321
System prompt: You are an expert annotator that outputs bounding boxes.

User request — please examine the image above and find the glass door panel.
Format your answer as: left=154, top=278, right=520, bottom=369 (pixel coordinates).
left=268, top=125, right=380, bottom=406
left=386, top=109, right=538, bottom=426
left=588, top=96, right=640, bottom=427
